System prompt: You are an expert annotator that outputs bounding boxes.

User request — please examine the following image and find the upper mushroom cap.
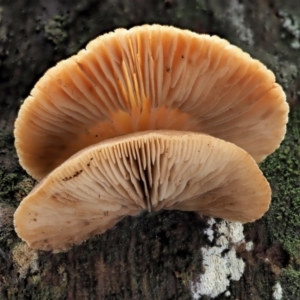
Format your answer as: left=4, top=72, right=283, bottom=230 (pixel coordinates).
left=14, top=130, right=270, bottom=252
left=14, top=24, right=288, bottom=180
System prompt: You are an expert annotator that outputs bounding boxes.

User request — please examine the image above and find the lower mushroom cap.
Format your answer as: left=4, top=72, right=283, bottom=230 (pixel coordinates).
left=14, top=130, right=271, bottom=252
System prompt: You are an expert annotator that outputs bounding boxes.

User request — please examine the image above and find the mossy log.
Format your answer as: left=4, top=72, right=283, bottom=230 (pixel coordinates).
left=0, top=0, right=299, bottom=299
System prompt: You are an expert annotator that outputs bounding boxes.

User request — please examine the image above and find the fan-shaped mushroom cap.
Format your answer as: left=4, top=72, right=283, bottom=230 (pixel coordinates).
left=14, top=24, right=288, bottom=180
left=14, top=130, right=270, bottom=252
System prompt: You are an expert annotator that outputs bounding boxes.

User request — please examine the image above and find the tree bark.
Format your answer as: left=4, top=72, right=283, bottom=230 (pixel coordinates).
left=0, top=0, right=299, bottom=299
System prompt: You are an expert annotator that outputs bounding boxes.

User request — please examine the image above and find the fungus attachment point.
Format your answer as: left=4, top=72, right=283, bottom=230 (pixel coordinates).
left=14, top=131, right=270, bottom=252
left=14, top=25, right=288, bottom=180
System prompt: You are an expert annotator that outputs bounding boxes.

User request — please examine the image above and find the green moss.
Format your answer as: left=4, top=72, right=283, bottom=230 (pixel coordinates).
left=0, top=171, right=18, bottom=197
left=0, top=170, right=34, bottom=207
left=28, top=274, right=42, bottom=285
left=44, top=15, right=69, bottom=46
left=0, top=130, right=35, bottom=207
left=260, top=106, right=300, bottom=296
left=280, top=267, right=300, bottom=298
left=261, top=107, right=300, bottom=257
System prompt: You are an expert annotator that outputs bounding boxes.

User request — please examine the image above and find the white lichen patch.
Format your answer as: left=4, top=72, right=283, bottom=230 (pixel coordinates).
left=226, top=248, right=245, bottom=281
left=204, top=218, right=216, bottom=242
left=245, top=241, right=254, bottom=251
left=12, top=242, right=39, bottom=278
left=225, top=290, right=231, bottom=297
left=190, top=218, right=253, bottom=299
left=272, top=282, right=283, bottom=300
left=216, top=220, right=244, bottom=244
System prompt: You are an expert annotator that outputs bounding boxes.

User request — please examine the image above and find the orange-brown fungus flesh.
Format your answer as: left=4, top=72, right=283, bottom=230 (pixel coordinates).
left=14, top=25, right=288, bottom=180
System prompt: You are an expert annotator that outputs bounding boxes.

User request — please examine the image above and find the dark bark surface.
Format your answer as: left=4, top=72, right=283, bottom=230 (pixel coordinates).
left=0, top=0, right=299, bottom=299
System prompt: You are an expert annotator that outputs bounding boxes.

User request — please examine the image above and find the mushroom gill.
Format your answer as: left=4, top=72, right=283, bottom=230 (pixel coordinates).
left=14, top=25, right=288, bottom=180
left=14, top=131, right=270, bottom=252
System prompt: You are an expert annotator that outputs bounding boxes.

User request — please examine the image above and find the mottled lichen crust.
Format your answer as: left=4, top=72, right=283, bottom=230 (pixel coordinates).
left=12, top=242, right=39, bottom=279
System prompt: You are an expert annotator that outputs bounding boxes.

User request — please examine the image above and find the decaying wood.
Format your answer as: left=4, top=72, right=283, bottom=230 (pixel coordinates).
left=0, top=0, right=299, bottom=299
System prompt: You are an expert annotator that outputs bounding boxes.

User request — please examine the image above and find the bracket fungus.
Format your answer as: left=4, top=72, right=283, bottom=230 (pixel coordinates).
left=14, top=24, right=288, bottom=180
left=14, top=131, right=271, bottom=252
left=13, top=25, right=288, bottom=252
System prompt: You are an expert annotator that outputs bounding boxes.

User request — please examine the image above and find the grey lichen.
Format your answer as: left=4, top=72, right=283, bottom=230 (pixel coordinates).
left=225, top=0, right=254, bottom=46
left=278, top=10, right=300, bottom=49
